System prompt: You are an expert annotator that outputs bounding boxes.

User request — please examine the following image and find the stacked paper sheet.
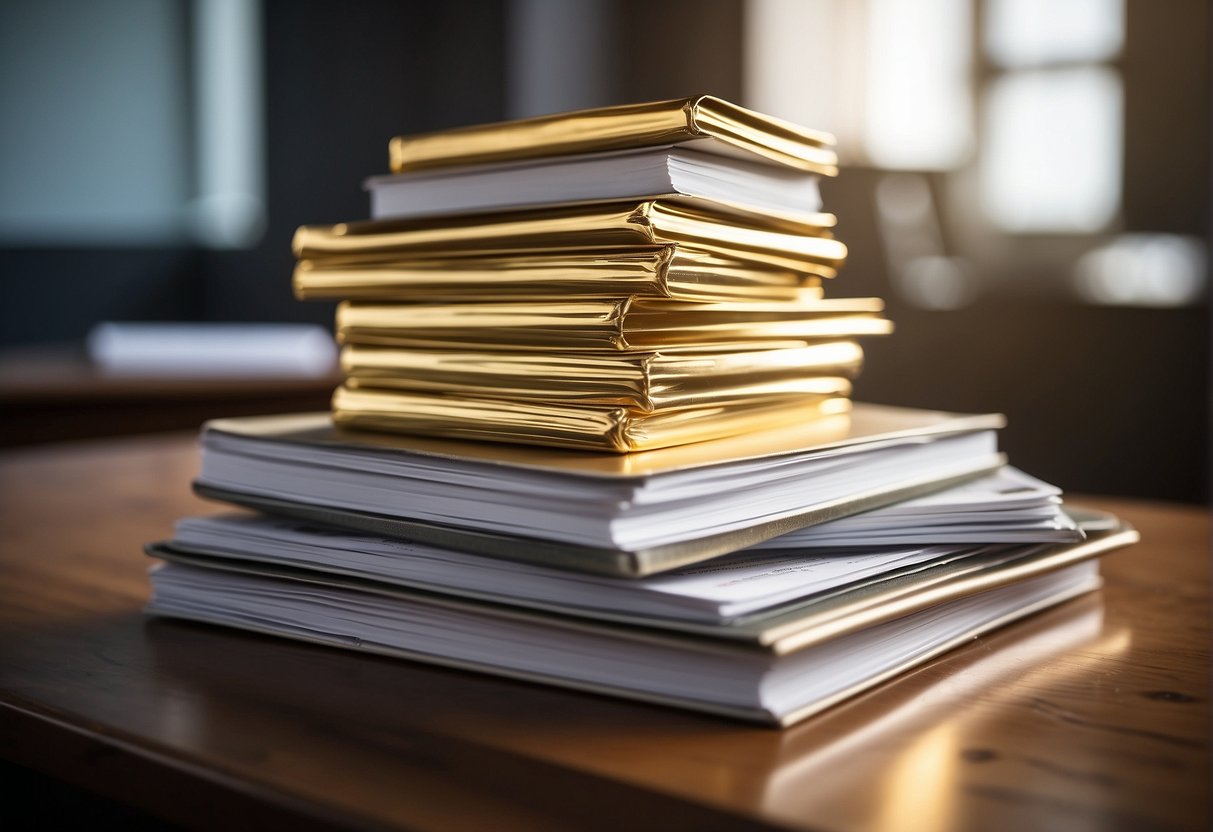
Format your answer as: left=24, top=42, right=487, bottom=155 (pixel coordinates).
left=149, top=405, right=1137, bottom=725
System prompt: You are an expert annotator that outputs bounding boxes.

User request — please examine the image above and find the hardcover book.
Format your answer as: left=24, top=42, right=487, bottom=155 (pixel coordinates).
left=293, top=246, right=824, bottom=303
left=388, top=95, right=840, bottom=175
left=146, top=517, right=1136, bottom=726
left=335, top=297, right=890, bottom=351
left=339, top=342, right=864, bottom=412
left=369, top=145, right=826, bottom=220
left=192, top=403, right=1008, bottom=576
left=293, top=198, right=847, bottom=277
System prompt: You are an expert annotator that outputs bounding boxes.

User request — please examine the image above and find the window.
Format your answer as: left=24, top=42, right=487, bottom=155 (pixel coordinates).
left=0, top=0, right=265, bottom=249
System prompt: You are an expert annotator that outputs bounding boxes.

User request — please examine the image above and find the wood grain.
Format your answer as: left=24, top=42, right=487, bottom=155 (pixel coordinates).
left=0, top=435, right=1207, bottom=830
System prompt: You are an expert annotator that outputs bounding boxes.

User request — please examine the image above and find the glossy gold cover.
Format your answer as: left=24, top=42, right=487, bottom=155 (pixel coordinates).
left=293, top=246, right=824, bottom=303
left=388, top=95, right=839, bottom=176
left=341, top=342, right=862, bottom=413
left=758, top=525, right=1139, bottom=657
left=336, top=297, right=890, bottom=351
left=331, top=386, right=852, bottom=453
left=292, top=198, right=845, bottom=276
left=201, top=403, right=1006, bottom=481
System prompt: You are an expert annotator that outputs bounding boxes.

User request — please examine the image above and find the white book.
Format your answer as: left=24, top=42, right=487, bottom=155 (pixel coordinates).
left=365, top=146, right=823, bottom=220
left=147, top=512, right=1138, bottom=724
left=145, top=557, right=1107, bottom=726
left=87, top=322, right=337, bottom=377
left=163, top=513, right=974, bottom=623
left=192, top=404, right=1008, bottom=576
left=162, top=471, right=1083, bottom=627
left=754, top=467, right=1082, bottom=547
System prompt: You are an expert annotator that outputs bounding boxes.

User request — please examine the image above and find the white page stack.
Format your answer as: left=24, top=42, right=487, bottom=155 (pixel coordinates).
left=147, top=404, right=1139, bottom=725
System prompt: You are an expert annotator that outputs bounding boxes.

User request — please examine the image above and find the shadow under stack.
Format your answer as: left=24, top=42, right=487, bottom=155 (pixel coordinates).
left=292, top=96, right=892, bottom=452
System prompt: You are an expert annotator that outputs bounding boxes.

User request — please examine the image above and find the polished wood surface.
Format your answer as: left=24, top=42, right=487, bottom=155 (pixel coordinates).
left=0, top=434, right=1208, bottom=831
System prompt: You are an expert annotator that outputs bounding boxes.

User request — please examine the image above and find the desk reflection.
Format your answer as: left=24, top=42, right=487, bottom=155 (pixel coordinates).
left=142, top=588, right=1155, bottom=832
left=758, top=595, right=1118, bottom=827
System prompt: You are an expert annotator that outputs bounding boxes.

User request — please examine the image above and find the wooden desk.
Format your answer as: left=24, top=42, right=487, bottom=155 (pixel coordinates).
left=0, top=434, right=1208, bottom=830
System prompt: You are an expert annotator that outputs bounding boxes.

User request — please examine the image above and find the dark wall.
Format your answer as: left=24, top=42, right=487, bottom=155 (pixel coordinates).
left=0, top=249, right=201, bottom=344
left=1122, top=0, right=1210, bottom=236
left=202, top=0, right=508, bottom=326
left=616, top=0, right=743, bottom=103
left=824, top=168, right=1209, bottom=504
left=857, top=302, right=1208, bottom=503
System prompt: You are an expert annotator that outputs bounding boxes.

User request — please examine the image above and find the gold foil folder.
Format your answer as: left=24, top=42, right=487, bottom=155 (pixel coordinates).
left=294, top=246, right=824, bottom=303
left=336, top=297, right=891, bottom=351
left=332, top=386, right=852, bottom=453
left=389, top=95, right=839, bottom=176
left=754, top=522, right=1138, bottom=656
left=198, top=404, right=1007, bottom=480
left=292, top=198, right=845, bottom=276
left=342, top=342, right=862, bottom=412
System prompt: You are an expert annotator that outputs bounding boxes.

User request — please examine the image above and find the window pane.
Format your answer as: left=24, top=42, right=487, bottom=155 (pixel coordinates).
left=864, top=0, right=974, bottom=170
left=744, top=0, right=867, bottom=154
left=744, top=0, right=973, bottom=171
left=0, top=0, right=191, bottom=244
left=980, top=67, right=1122, bottom=232
left=985, top=0, right=1124, bottom=67
left=0, top=0, right=265, bottom=248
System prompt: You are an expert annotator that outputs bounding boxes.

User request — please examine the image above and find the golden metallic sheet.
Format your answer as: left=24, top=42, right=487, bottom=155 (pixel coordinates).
left=332, top=386, right=852, bottom=453
left=293, top=246, right=827, bottom=303
left=200, top=404, right=1007, bottom=481
left=335, top=297, right=891, bottom=351
left=291, top=198, right=846, bottom=275
left=341, top=342, right=862, bottom=413
left=388, top=95, right=839, bottom=176
left=755, top=526, right=1137, bottom=656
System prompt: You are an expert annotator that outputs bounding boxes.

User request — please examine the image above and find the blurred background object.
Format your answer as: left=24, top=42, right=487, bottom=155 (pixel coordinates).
left=0, top=0, right=1206, bottom=501
left=86, top=322, right=336, bottom=377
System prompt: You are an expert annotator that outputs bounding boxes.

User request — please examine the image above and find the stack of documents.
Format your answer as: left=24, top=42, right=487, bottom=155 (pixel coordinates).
left=148, top=404, right=1137, bottom=725
left=291, top=96, right=892, bottom=451
left=145, top=98, right=1139, bottom=726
